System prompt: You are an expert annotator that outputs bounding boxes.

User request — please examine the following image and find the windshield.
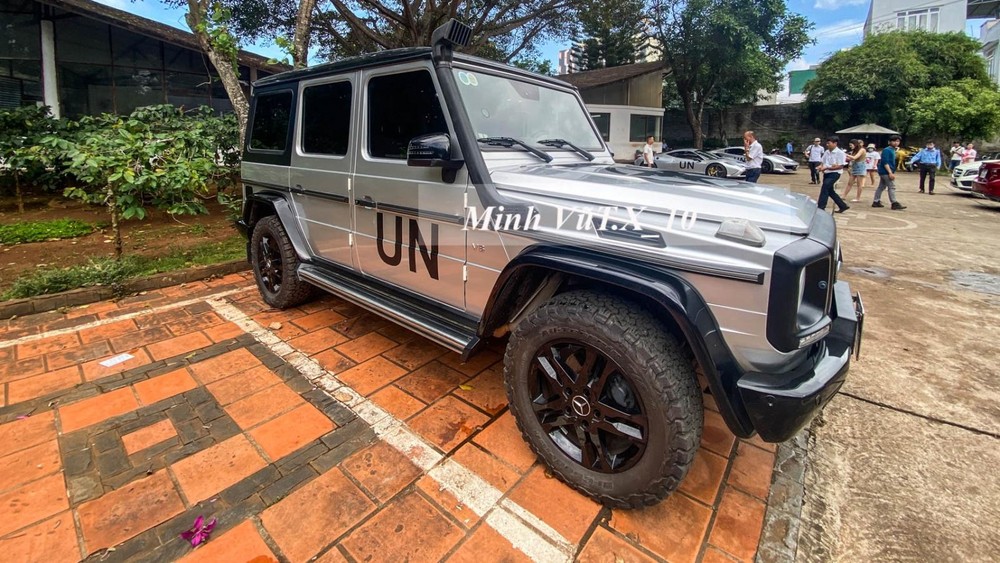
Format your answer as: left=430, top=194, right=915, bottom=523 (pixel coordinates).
left=453, top=69, right=605, bottom=151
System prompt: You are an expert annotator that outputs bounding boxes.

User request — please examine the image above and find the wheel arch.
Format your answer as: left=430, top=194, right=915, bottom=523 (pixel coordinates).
left=242, top=189, right=311, bottom=262
left=480, top=245, right=755, bottom=438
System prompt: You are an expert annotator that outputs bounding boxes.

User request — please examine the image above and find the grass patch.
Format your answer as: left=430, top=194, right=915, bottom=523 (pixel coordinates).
left=0, top=219, right=96, bottom=244
left=3, top=235, right=245, bottom=300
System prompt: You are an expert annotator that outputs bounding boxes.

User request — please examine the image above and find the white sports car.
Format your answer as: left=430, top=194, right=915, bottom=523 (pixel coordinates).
left=635, top=149, right=747, bottom=178
left=711, top=147, right=800, bottom=174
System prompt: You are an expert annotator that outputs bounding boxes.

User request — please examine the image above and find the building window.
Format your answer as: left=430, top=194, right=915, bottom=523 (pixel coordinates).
left=896, top=8, right=940, bottom=32
left=301, top=81, right=352, bottom=155
left=249, top=91, right=293, bottom=151
left=367, top=70, right=448, bottom=160
left=590, top=112, right=611, bottom=142
left=629, top=114, right=660, bottom=143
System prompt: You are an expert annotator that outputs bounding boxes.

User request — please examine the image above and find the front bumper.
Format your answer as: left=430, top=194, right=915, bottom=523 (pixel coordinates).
left=736, top=281, right=864, bottom=442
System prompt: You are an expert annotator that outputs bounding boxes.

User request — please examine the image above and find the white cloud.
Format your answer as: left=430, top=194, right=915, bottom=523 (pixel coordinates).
left=813, top=0, right=866, bottom=9
left=812, top=20, right=865, bottom=40
left=787, top=57, right=812, bottom=72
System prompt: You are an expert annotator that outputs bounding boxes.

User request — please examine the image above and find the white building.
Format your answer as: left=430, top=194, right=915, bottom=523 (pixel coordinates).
left=557, top=48, right=579, bottom=75
left=864, top=0, right=968, bottom=36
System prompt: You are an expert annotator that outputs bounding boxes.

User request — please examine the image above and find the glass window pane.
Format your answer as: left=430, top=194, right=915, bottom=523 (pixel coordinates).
left=249, top=91, right=292, bottom=151
left=111, top=27, right=161, bottom=69
left=590, top=112, right=610, bottom=142
left=115, top=68, right=164, bottom=114
left=164, top=43, right=204, bottom=73
left=55, top=16, right=110, bottom=65
left=0, top=14, right=40, bottom=60
left=930, top=12, right=939, bottom=32
left=368, top=70, right=447, bottom=160
left=302, top=81, right=352, bottom=155
left=0, top=1, right=36, bottom=13
left=166, top=71, right=210, bottom=109
left=58, top=63, right=113, bottom=117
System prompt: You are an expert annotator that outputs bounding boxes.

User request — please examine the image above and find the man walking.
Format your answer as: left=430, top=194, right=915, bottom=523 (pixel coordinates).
left=744, top=130, right=763, bottom=183
left=642, top=136, right=656, bottom=168
left=786, top=140, right=794, bottom=158
left=949, top=141, right=964, bottom=171
left=817, top=136, right=850, bottom=213
left=909, top=140, right=941, bottom=194
left=805, top=137, right=823, bottom=184
left=873, top=134, right=906, bottom=210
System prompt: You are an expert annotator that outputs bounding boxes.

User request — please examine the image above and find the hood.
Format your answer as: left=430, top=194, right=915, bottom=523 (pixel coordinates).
left=491, top=163, right=817, bottom=235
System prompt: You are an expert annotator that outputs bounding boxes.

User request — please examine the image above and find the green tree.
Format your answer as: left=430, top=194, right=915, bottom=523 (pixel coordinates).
left=650, top=0, right=811, bottom=148
left=0, top=106, right=58, bottom=214
left=804, top=31, right=990, bottom=132
left=907, top=79, right=1000, bottom=141
left=574, top=0, right=648, bottom=70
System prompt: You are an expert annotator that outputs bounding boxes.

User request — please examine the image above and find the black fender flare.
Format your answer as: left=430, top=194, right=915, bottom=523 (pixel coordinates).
left=480, top=245, right=755, bottom=438
left=242, top=189, right=311, bottom=262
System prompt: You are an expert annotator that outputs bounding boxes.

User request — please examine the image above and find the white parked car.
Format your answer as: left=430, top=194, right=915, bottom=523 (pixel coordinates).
left=635, top=149, right=747, bottom=178
left=712, top=147, right=800, bottom=174
left=951, top=160, right=999, bottom=191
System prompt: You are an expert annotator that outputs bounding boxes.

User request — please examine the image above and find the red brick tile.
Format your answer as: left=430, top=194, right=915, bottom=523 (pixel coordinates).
left=187, top=348, right=263, bottom=384
left=249, top=403, right=336, bottom=461
left=343, top=441, right=422, bottom=502
left=80, top=348, right=152, bottom=382
left=165, top=312, right=224, bottom=337
left=438, top=349, right=500, bottom=377
left=171, top=435, right=268, bottom=503
left=134, top=368, right=198, bottom=406
left=78, top=319, right=138, bottom=344
left=447, top=524, right=532, bottom=563
left=291, top=309, right=347, bottom=332
left=415, top=476, right=479, bottom=528
left=135, top=308, right=190, bottom=330
left=335, top=332, right=397, bottom=363
left=678, top=448, right=728, bottom=505
left=450, top=444, right=520, bottom=493
left=703, top=546, right=742, bottom=563
left=369, top=386, right=425, bottom=421
left=729, top=442, right=775, bottom=500
left=577, top=526, right=657, bottom=563
left=206, top=365, right=282, bottom=405
left=261, top=468, right=375, bottom=562
left=16, top=333, right=80, bottom=360
left=253, top=309, right=306, bottom=329
left=77, top=470, right=184, bottom=552
left=331, top=312, right=392, bottom=339
left=744, top=433, right=777, bottom=453
left=707, top=488, right=766, bottom=562
left=43, top=340, right=112, bottom=370
left=0, top=440, right=61, bottom=494
left=288, top=328, right=349, bottom=355
left=224, top=384, right=305, bottom=430
left=408, top=396, right=489, bottom=453
left=122, top=419, right=177, bottom=456
left=59, top=387, right=140, bottom=433
left=375, top=322, right=421, bottom=345
left=203, top=322, right=245, bottom=343
left=7, top=366, right=83, bottom=404
left=313, top=349, right=354, bottom=374
left=109, top=326, right=172, bottom=353
left=381, top=337, right=448, bottom=371
left=472, top=412, right=536, bottom=473
left=314, top=547, right=349, bottom=563
left=146, top=332, right=212, bottom=361
left=342, top=493, right=464, bottom=562
left=609, top=492, right=712, bottom=563
left=453, top=364, right=507, bottom=416
left=394, top=361, right=467, bottom=404
left=702, top=410, right=736, bottom=457
left=507, top=465, right=602, bottom=544
left=336, top=357, right=408, bottom=396
left=0, top=511, right=79, bottom=563
left=178, top=520, right=276, bottom=563
left=0, top=357, right=46, bottom=383
left=0, top=412, right=57, bottom=458
left=0, top=473, right=69, bottom=537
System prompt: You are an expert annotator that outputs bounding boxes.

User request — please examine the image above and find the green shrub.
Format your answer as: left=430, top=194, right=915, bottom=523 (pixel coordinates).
left=0, top=219, right=95, bottom=244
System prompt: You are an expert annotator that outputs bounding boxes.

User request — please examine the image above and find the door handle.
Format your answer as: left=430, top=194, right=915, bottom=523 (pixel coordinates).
left=292, top=184, right=304, bottom=193
left=357, top=195, right=375, bottom=209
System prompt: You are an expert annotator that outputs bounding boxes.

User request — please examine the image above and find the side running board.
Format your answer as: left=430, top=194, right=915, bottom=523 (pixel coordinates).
left=297, top=263, right=478, bottom=355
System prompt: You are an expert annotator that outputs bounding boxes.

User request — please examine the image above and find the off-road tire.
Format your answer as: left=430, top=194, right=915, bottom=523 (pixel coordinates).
left=250, top=215, right=316, bottom=309
left=504, top=290, right=702, bottom=508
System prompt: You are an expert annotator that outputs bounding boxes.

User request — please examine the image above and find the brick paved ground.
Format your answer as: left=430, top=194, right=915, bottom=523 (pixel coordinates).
left=0, top=272, right=777, bottom=562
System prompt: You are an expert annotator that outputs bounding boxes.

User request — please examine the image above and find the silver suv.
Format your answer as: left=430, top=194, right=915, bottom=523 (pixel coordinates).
left=238, top=20, right=863, bottom=508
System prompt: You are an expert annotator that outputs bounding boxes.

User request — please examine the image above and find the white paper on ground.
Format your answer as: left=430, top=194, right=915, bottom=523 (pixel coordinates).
left=99, top=353, right=134, bottom=367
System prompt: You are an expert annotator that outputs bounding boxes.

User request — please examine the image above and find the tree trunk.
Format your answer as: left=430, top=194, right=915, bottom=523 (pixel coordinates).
left=292, top=0, right=317, bottom=69
left=106, top=185, right=123, bottom=259
left=14, top=171, right=23, bottom=214
left=184, top=1, right=250, bottom=148
left=681, top=94, right=704, bottom=149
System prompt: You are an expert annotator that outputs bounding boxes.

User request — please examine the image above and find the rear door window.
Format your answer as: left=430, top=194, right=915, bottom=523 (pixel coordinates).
left=249, top=91, right=293, bottom=151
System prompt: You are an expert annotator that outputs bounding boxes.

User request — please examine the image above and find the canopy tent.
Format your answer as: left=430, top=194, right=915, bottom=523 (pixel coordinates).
left=836, top=123, right=900, bottom=135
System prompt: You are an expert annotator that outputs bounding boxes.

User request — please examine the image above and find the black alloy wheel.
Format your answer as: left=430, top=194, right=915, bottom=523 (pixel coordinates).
left=257, top=234, right=283, bottom=294
left=250, top=215, right=316, bottom=309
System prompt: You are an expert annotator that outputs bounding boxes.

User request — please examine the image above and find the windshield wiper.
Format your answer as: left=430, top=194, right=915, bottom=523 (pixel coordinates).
left=477, top=137, right=553, bottom=163
left=537, top=138, right=595, bottom=161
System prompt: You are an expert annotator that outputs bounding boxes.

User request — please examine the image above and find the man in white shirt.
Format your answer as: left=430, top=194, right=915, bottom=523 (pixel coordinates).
left=642, top=136, right=655, bottom=167
left=805, top=138, right=824, bottom=184
left=949, top=141, right=964, bottom=171
left=743, top=130, right=763, bottom=183
left=817, top=135, right=850, bottom=213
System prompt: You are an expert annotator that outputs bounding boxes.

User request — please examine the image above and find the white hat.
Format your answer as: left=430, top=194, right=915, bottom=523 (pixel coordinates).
left=867, top=143, right=875, bottom=149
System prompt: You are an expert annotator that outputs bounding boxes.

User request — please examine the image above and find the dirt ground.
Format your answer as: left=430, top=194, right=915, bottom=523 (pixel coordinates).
left=771, top=170, right=1000, bottom=561
left=0, top=195, right=237, bottom=293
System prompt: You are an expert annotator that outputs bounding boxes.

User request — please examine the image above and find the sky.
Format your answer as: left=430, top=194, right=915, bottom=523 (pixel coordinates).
left=96, top=0, right=990, bottom=90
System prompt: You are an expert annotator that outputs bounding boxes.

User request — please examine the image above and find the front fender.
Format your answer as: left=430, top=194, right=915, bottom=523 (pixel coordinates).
left=243, top=189, right=311, bottom=262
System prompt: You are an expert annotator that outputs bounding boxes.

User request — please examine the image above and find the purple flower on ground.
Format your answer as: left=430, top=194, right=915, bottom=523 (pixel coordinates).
left=180, top=515, right=217, bottom=547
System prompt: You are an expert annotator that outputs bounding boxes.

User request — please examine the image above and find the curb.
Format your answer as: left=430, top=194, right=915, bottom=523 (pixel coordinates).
left=0, top=259, right=250, bottom=320
left=756, top=429, right=810, bottom=563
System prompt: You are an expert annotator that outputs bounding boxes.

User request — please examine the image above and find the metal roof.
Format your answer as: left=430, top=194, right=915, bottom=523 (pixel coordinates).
left=557, top=61, right=666, bottom=90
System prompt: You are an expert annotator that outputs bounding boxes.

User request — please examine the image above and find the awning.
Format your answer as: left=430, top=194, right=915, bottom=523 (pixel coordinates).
left=836, top=123, right=900, bottom=135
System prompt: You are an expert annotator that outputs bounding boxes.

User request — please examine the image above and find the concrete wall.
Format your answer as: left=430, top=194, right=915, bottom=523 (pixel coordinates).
left=580, top=72, right=662, bottom=108
left=661, top=103, right=828, bottom=151
left=865, top=0, right=966, bottom=36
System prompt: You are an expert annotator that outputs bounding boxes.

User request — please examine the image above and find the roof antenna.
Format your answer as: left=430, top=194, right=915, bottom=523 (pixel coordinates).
left=431, top=19, right=472, bottom=62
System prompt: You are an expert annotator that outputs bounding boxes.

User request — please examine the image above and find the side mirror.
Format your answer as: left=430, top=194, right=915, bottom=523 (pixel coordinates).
left=407, top=133, right=463, bottom=169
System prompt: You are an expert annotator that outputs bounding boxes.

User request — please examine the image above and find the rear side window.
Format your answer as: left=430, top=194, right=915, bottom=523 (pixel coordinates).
left=249, top=91, right=293, bottom=151
left=368, top=70, right=448, bottom=160
left=301, top=81, right=352, bottom=155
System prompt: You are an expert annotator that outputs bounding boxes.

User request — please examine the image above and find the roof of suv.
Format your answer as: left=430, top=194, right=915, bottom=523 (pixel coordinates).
left=253, top=47, right=576, bottom=90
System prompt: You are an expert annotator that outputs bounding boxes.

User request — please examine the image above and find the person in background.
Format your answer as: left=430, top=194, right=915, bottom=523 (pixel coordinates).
left=643, top=135, right=656, bottom=168
left=873, top=135, right=906, bottom=210
left=865, top=143, right=880, bottom=188
left=962, top=142, right=977, bottom=164
left=743, top=130, right=763, bottom=183
left=842, top=139, right=867, bottom=202
left=950, top=141, right=964, bottom=171
left=909, top=140, right=941, bottom=194
left=817, top=136, right=850, bottom=213
left=786, top=140, right=794, bottom=158
left=805, top=137, right=824, bottom=184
